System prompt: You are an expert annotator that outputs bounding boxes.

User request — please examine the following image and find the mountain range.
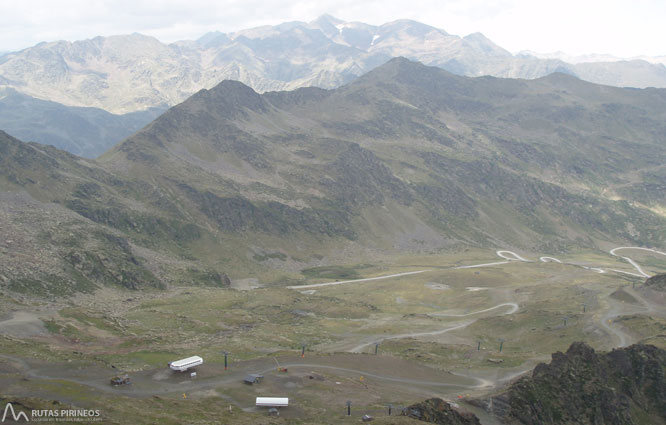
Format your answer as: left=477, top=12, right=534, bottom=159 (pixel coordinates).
left=1, top=15, right=666, bottom=157
left=1, top=58, right=665, bottom=295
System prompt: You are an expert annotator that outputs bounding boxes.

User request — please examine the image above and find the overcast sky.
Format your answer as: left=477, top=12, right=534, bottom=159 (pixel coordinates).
left=1, top=0, right=664, bottom=58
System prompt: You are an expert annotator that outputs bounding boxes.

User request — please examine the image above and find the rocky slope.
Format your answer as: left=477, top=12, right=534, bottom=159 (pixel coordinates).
left=1, top=58, right=665, bottom=295
left=0, top=130, right=229, bottom=296
left=645, top=274, right=666, bottom=291
left=402, top=398, right=481, bottom=425
left=1, top=15, right=665, bottom=116
left=479, top=342, right=666, bottom=425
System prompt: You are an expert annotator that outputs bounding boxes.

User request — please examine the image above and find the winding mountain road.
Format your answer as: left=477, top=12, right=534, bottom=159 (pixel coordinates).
left=496, top=251, right=530, bottom=262
left=609, top=247, right=666, bottom=278
left=286, top=270, right=431, bottom=289
left=350, top=303, right=519, bottom=353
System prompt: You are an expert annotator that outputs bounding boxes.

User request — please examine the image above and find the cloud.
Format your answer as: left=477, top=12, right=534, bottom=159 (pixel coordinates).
left=0, top=0, right=664, bottom=57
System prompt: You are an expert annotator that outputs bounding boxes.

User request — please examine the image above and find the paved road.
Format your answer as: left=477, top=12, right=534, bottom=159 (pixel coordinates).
left=288, top=251, right=531, bottom=290
left=287, top=270, right=431, bottom=289
left=536, top=247, right=666, bottom=278
left=455, top=261, right=509, bottom=269
left=287, top=245, right=665, bottom=291
left=610, top=247, right=666, bottom=278
left=496, top=251, right=530, bottom=262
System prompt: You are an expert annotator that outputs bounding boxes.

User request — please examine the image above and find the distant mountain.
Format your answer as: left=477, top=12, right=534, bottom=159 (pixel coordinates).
left=0, top=88, right=165, bottom=157
left=522, top=50, right=666, bottom=67
left=1, top=15, right=666, bottom=117
left=1, top=58, right=665, bottom=295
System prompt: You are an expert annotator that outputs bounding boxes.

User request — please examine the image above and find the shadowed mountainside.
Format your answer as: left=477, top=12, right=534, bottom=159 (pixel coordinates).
left=0, top=87, right=165, bottom=157
left=1, top=58, right=665, bottom=295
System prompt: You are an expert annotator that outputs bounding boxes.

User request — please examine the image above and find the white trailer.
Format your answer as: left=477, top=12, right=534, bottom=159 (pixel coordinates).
left=256, top=397, right=289, bottom=407
left=169, top=356, right=203, bottom=372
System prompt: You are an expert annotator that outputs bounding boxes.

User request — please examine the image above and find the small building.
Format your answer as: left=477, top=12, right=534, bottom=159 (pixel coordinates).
left=256, top=397, right=288, bottom=407
left=169, top=356, right=203, bottom=372
left=243, top=374, right=264, bottom=385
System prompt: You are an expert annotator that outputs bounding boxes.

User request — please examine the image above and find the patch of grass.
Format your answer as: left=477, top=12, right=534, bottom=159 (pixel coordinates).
left=253, top=252, right=288, bottom=262
left=41, top=318, right=63, bottom=334
left=615, top=314, right=666, bottom=346
left=301, top=264, right=373, bottom=280
left=59, top=307, right=122, bottom=335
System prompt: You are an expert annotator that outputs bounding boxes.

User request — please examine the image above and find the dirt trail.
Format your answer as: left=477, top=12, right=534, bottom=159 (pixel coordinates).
left=0, top=311, right=49, bottom=337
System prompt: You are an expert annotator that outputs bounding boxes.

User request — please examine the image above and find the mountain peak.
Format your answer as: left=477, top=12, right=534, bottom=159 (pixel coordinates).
left=379, top=19, right=447, bottom=36
left=196, top=31, right=230, bottom=48
left=177, top=79, right=267, bottom=118
left=357, top=57, right=456, bottom=84
left=462, top=32, right=511, bottom=57
left=312, top=13, right=345, bottom=26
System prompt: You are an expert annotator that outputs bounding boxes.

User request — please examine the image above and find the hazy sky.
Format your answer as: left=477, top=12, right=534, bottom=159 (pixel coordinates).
left=1, top=0, right=664, bottom=57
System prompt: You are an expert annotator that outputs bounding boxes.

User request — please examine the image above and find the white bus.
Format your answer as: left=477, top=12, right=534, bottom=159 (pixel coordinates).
left=169, top=356, right=203, bottom=372
left=256, top=397, right=289, bottom=407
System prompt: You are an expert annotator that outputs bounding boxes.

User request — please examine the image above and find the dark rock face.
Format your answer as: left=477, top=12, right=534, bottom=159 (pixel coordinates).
left=402, top=398, right=481, bottom=425
left=495, top=342, right=666, bottom=425
left=645, top=274, right=666, bottom=291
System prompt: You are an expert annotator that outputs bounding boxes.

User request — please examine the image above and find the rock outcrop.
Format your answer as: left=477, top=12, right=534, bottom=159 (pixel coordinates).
left=476, top=342, right=666, bottom=424
left=645, top=274, right=666, bottom=291
left=402, top=398, right=481, bottom=425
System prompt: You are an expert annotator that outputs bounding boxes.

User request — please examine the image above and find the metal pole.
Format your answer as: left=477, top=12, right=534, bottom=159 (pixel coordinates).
left=347, top=401, right=352, bottom=416
left=388, top=404, right=392, bottom=416
left=477, top=341, right=481, bottom=351
left=375, top=343, right=379, bottom=355
left=563, top=317, right=567, bottom=327
left=224, top=352, right=228, bottom=370
left=499, top=340, right=504, bottom=352
left=301, top=345, right=306, bottom=358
